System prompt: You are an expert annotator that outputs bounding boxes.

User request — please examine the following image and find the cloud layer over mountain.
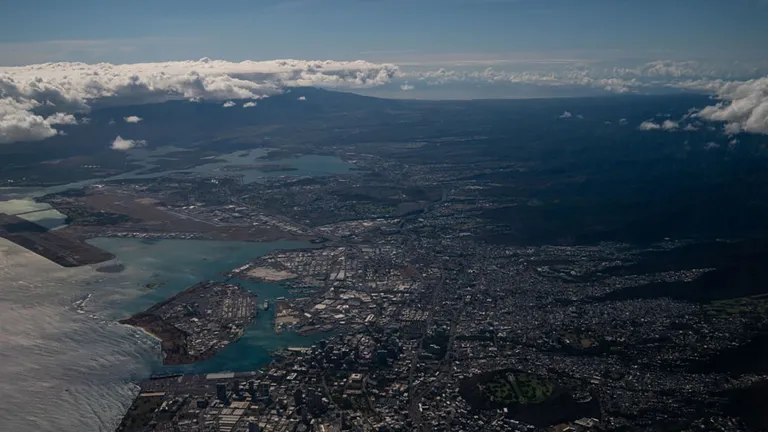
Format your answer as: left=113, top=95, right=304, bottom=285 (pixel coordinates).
left=392, top=61, right=768, bottom=135
left=2, top=57, right=768, bottom=145
left=399, top=60, right=767, bottom=94
left=0, top=58, right=398, bottom=144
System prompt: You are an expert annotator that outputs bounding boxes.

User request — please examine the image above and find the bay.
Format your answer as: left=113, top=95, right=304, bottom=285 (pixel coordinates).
left=0, top=236, right=316, bottom=432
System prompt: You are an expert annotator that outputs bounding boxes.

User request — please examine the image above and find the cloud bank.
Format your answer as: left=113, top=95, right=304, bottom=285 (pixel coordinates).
left=695, top=77, right=768, bottom=134
left=3, top=57, right=768, bottom=144
left=110, top=136, right=146, bottom=150
left=123, top=115, right=142, bottom=123
left=0, top=58, right=398, bottom=144
left=395, top=60, right=768, bottom=134
left=400, top=60, right=768, bottom=94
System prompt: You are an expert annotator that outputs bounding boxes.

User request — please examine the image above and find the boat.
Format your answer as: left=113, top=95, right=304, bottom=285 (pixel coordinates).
left=263, top=300, right=269, bottom=310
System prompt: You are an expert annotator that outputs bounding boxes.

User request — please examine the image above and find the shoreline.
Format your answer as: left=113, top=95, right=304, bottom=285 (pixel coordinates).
left=120, top=322, right=162, bottom=344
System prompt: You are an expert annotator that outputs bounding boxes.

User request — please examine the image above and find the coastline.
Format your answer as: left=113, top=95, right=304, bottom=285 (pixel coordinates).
left=120, top=322, right=162, bottom=344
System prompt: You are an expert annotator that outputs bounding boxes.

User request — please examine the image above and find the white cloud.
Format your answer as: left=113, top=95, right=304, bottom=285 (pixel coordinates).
left=559, top=111, right=572, bottom=119
left=693, top=77, right=768, bottom=134
left=0, top=58, right=398, bottom=144
left=661, top=119, right=678, bottom=130
left=704, top=141, right=720, bottom=150
left=400, top=60, right=768, bottom=98
left=123, top=115, right=142, bottom=123
left=4, top=56, right=767, bottom=144
left=0, top=99, right=58, bottom=143
left=404, top=65, right=638, bottom=93
left=243, top=101, right=257, bottom=108
left=222, top=100, right=236, bottom=108
left=619, top=118, right=628, bottom=125
left=45, top=112, right=77, bottom=125
left=683, top=124, right=698, bottom=131
left=723, top=122, right=742, bottom=135
left=638, top=120, right=662, bottom=131
left=297, top=96, right=307, bottom=101
left=110, top=135, right=146, bottom=150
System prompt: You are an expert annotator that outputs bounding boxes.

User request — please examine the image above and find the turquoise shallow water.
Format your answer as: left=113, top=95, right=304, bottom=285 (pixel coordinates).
left=0, top=234, right=323, bottom=432
left=161, top=280, right=326, bottom=375
left=87, top=237, right=321, bottom=375
left=0, top=151, right=345, bottom=431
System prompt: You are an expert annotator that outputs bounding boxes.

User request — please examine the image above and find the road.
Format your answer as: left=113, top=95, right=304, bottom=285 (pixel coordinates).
left=407, top=268, right=446, bottom=431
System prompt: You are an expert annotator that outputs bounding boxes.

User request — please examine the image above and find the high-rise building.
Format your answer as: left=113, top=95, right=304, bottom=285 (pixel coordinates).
left=341, top=411, right=351, bottom=430
left=258, top=382, right=270, bottom=398
left=386, top=346, right=398, bottom=360
left=308, top=391, right=326, bottom=416
left=247, top=420, right=260, bottom=432
left=233, top=381, right=244, bottom=400
left=299, top=405, right=310, bottom=425
left=216, top=383, right=228, bottom=403
left=376, top=350, right=388, bottom=366
left=294, top=387, right=304, bottom=406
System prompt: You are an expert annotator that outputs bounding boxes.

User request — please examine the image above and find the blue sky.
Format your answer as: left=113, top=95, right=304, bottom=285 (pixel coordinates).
left=1, top=0, right=767, bottom=65
left=1, top=0, right=767, bottom=143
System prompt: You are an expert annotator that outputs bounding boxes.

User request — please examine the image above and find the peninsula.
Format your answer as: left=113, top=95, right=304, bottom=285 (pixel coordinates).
left=120, top=281, right=258, bottom=365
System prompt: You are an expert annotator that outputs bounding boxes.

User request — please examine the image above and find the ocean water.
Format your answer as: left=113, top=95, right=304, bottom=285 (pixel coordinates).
left=0, top=237, right=314, bottom=432
left=0, top=147, right=350, bottom=431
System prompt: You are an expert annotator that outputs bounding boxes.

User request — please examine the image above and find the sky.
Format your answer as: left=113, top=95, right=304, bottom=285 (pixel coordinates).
left=1, top=0, right=767, bottom=65
left=1, top=0, right=768, bottom=144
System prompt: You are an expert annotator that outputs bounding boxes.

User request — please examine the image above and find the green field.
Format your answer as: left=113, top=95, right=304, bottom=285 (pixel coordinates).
left=485, top=372, right=554, bottom=405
